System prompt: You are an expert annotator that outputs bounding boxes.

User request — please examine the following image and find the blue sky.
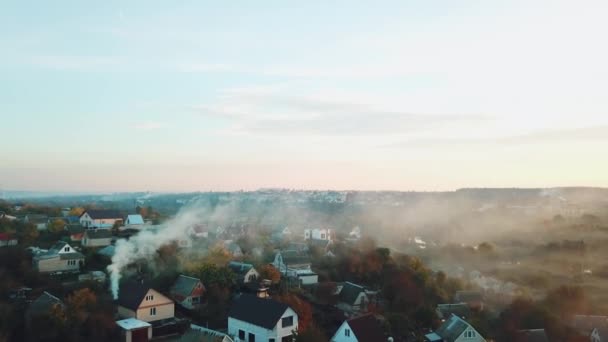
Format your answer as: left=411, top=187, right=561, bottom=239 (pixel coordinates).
left=2, top=1, right=608, bottom=192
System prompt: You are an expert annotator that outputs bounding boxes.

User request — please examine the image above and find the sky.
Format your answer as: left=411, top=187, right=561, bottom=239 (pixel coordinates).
left=2, top=0, right=608, bottom=192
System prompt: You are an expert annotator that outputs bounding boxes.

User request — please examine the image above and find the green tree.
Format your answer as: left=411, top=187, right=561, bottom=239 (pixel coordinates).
left=49, top=219, right=66, bottom=234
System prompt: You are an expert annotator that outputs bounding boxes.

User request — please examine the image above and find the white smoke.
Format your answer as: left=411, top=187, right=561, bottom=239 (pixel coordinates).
left=107, top=204, right=206, bottom=299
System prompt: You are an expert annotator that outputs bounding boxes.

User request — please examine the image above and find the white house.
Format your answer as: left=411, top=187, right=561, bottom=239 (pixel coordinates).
left=228, top=294, right=298, bottom=342
left=304, top=228, right=332, bottom=241
left=79, top=209, right=122, bottom=229
left=336, top=282, right=370, bottom=316
left=331, top=314, right=386, bottom=342
left=0, top=233, right=18, bottom=247
left=123, top=214, right=145, bottom=229
left=272, top=250, right=318, bottom=285
left=82, top=229, right=113, bottom=247
left=32, top=241, right=84, bottom=273
left=24, top=214, right=48, bottom=231
left=425, top=314, right=486, bottom=342
left=228, top=262, right=259, bottom=284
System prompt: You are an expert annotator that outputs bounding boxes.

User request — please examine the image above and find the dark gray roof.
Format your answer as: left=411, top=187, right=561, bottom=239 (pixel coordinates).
left=280, top=250, right=311, bottom=265
left=117, top=280, right=151, bottom=311
left=59, top=252, right=85, bottom=260
left=66, top=224, right=84, bottom=234
left=516, top=329, right=549, bottom=342
left=347, top=314, right=385, bottom=342
left=229, top=294, right=290, bottom=329
left=82, top=209, right=122, bottom=220
left=437, top=303, right=472, bottom=320
left=434, top=315, right=471, bottom=342
left=27, top=292, right=63, bottom=316
left=339, top=282, right=365, bottom=306
left=228, top=261, right=254, bottom=276
left=172, top=275, right=204, bottom=298
left=26, top=214, right=48, bottom=224
left=85, top=229, right=113, bottom=239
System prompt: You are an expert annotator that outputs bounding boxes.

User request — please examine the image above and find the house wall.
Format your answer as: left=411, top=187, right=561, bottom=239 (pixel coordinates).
left=135, top=289, right=175, bottom=322
left=35, top=257, right=82, bottom=273
left=331, top=322, right=359, bottom=342
left=299, top=274, right=318, bottom=285
left=228, top=307, right=297, bottom=342
left=83, top=237, right=112, bottom=247
left=243, top=269, right=259, bottom=283
left=454, top=328, right=486, bottom=342
left=80, top=213, right=121, bottom=229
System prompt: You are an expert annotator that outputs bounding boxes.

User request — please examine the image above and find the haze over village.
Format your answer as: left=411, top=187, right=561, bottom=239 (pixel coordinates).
left=3, top=1, right=608, bottom=342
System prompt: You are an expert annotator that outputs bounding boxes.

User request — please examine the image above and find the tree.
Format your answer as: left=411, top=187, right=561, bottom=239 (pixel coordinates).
left=291, top=325, right=328, bottom=342
left=192, top=264, right=236, bottom=289
left=49, top=219, right=66, bottom=234
left=68, top=207, right=85, bottom=216
left=259, top=264, right=281, bottom=284
left=275, top=293, right=313, bottom=332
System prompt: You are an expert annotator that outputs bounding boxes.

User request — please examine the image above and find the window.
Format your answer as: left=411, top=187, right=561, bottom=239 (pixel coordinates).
left=248, top=333, right=255, bottom=342
left=464, top=330, right=476, bottom=338
left=345, top=329, right=350, bottom=337
left=269, top=339, right=275, bottom=342
left=145, top=295, right=154, bottom=301
left=64, top=247, right=70, bottom=252
left=239, top=330, right=245, bottom=340
left=321, top=233, right=325, bottom=239
left=281, top=316, right=294, bottom=328
left=150, top=307, right=156, bottom=316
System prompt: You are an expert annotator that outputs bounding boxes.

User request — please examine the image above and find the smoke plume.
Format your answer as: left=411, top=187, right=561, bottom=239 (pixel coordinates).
left=107, top=204, right=205, bottom=299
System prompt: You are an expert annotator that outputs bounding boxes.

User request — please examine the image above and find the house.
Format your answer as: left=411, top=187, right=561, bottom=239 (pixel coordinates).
left=0, top=232, right=18, bottom=247
left=336, top=282, right=370, bottom=316
left=347, top=227, right=361, bottom=241
left=185, top=324, right=234, bottom=342
left=228, top=294, right=298, bottom=342
left=304, top=228, right=333, bottom=241
left=82, top=229, right=113, bottom=247
left=66, top=224, right=85, bottom=242
left=591, top=327, right=608, bottom=342
left=170, top=275, right=205, bottom=310
left=80, top=209, right=123, bottom=229
left=25, top=292, right=65, bottom=338
left=124, top=214, right=145, bottom=229
left=425, top=314, right=486, bottom=342
left=97, top=245, right=116, bottom=259
left=24, top=214, right=49, bottom=230
left=116, top=318, right=152, bottom=342
left=273, top=250, right=318, bottom=285
left=32, top=241, right=84, bottom=273
left=515, top=329, right=549, bottom=342
left=0, top=212, right=17, bottom=221
left=570, top=315, right=608, bottom=337
left=190, top=224, right=209, bottom=239
left=454, top=291, right=484, bottom=311
left=228, top=262, right=259, bottom=284
left=117, top=281, right=175, bottom=322
left=64, top=215, right=81, bottom=224
left=271, top=226, right=292, bottom=242
left=331, top=314, right=386, bottom=342
left=223, top=240, right=243, bottom=257
left=436, top=303, right=472, bottom=321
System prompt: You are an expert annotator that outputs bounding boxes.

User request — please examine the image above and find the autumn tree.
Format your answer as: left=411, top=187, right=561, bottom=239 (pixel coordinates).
left=258, top=264, right=281, bottom=284
left=48, top=219, right=67, bottom=234
left=68, top=207, right=85, bottom=216
left=275, top=292, right=313, bottom=332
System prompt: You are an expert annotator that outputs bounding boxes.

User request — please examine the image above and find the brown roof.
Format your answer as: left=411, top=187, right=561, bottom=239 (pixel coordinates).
left=346, top=314, right=385, bottom=342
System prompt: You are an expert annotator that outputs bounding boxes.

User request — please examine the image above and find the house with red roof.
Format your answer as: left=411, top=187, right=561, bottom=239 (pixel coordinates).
left=0, top=233, right=17, bottom=247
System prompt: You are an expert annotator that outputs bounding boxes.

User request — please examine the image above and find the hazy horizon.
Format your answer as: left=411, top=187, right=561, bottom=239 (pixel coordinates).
left=3, top=1, right=608, bottom=191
